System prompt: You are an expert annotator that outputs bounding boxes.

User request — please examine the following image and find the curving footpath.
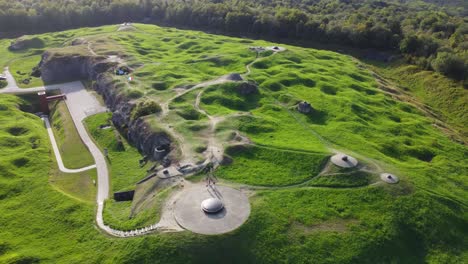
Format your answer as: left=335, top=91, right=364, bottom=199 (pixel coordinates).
left=1, top=46, right=395, bottom=238
left=59, top=81, right=179, bottom=237
left=1, top=67, right=181, bottom=237
left=42, top=116, right=96, bottom=173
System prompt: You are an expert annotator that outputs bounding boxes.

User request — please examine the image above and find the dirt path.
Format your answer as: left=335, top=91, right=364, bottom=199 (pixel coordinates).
left=4, top=44, right=402, bottom=238
left=194, top=89, right=224, bottom=165
left=160, top=74, right=243, bottom=116
left=157, top=73, right=246, bottom=167
left=161, top=122, right=198, bottom=165
left=87, top=42, right=97, bottom=56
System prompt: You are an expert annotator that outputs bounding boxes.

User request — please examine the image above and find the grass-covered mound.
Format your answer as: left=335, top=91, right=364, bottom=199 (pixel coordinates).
left=217, top=145, right=329, bottom=186
left=201, top=82, right=262, bottom=116
left=306, top=171, right=376, bottom=188
left=0, top=24, right=466, bottom=263
left=170, top=92, right=206, bottom=121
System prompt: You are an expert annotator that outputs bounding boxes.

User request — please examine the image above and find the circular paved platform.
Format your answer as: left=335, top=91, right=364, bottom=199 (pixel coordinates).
left=174, top=185, right=250, bottom=235
left=331, top=153, right=358, bottom=168
left=380, top=173, right=399, bottom=184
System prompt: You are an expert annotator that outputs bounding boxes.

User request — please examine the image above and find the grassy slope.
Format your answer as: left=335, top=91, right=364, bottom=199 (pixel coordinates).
left=1, top=26, right=117, bottom=87
left=0, top=24, right=466, bottom=263
left=9, top=55, right=44, bottom=88
left=217, top=145, right=329, bottom=186
left=103, top=187, right=172, bottom=231
left=48, top=166, right=97, bottom=203
left=84, top=112, right=150, bottom=192
left=369, top=60, right=468, bottom=138
left=49, top=100, right=94, bottom=169
left=84, top=112, right=168, bottom=230
left=0, top=94, right=255, bottom=264
left=242, top=48, right=467, bottom=201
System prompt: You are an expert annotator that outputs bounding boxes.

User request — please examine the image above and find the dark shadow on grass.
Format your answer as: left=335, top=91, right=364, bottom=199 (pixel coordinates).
left=305, top=109, right=328, bottom=125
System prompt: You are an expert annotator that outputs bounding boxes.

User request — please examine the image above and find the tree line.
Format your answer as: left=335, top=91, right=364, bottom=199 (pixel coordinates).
left=1, top=0, right=467, bottom=82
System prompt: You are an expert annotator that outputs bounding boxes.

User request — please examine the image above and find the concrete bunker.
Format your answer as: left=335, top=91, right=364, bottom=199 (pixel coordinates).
left=331, top=153, right=358, bottom=168
left=380, top=173, right=399, bottom=184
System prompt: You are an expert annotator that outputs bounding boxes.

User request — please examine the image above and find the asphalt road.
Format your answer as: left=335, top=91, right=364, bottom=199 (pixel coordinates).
left=1, top=68, right=112, bottom=234
left=59, top=81, right=109, bottom=231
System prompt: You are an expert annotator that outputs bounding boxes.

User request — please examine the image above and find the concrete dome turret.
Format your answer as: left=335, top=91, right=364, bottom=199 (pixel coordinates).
left=201, top=198, right=224, bottom=213
left=331, top=153, right=358, bottom=168
left=380, top=173, right=399, bottom=184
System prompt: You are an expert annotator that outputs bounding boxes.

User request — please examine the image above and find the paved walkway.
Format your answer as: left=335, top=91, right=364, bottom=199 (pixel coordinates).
left=58, top=81, right=110, bottom=229
left=42, top=116, right=96, bottom=173
left=0, top=68, right=113, bottom=234
left=58, top=80, right=182, bottom=237
left=0, top=67, right=183, bottom=237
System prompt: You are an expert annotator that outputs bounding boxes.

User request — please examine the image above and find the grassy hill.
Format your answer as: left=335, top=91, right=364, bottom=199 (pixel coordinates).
left=0, top=24, right=466, bottom=263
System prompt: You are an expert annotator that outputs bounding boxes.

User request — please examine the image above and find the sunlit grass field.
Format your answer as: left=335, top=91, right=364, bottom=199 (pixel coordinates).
left=0, top=23, right=466, bottom=263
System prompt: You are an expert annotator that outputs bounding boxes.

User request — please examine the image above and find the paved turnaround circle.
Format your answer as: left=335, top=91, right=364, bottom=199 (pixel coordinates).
left=174, top=185, right=250, bottom=235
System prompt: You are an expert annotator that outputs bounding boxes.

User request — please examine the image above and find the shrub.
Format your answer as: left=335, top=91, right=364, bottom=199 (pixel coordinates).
left=131, top=100, right=161, bottom=120
left=176, top=106, right=202, bottom=120
left=431, top=52, right=466, bottom=80
left=126, top=89, right=144, bottom=99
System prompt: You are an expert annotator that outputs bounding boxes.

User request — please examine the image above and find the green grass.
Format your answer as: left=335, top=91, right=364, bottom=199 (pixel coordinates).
left=247, top=187, right=466, bottom=263
left=0, top=23, right=467, bottom=263
left=9, top=55, right=44, bottom=88
left=84, top=112, right=150, bottom=192
left=49, top=166, right=97, bottom=203
left=200, top=82, right=262, bottom=116
left=306, top=171, right=376, bottom=188
left=217, top=145, right=329, bottom=186
left=369, top=60, right=468, bottom=139
left=49, top=101, right=94, bottom=169
left=103, top=186, right=173, bottom=231
left=170, top=92, right=206, bottom=121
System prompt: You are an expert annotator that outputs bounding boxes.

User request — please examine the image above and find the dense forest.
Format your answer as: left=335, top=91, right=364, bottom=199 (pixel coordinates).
left=1, top=0, right=467, bottom=82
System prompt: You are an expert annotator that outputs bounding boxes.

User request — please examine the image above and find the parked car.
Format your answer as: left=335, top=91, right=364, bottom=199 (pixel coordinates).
left=0, top=75, right=6, bottom=80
